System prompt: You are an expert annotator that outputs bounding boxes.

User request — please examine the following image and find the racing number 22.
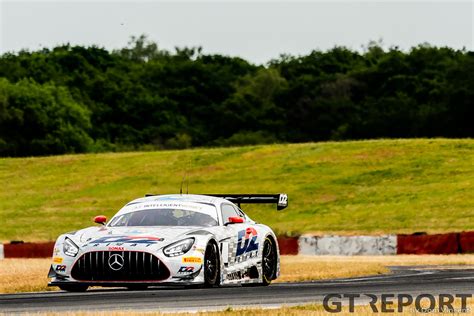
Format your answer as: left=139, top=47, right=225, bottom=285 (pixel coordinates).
left=236, top=227, right=259, bottom=256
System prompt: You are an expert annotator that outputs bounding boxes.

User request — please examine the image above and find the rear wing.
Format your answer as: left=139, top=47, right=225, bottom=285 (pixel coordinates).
left=205, top=193, right=288, bottom=211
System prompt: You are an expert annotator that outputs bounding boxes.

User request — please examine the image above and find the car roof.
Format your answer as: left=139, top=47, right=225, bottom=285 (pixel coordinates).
left=125, top=194, right=230, bottom=207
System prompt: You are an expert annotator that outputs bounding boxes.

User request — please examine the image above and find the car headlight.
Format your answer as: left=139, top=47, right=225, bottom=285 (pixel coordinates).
left=163, top=238, right=195, bottom=257
left=63, top=237, right=79, bottom=257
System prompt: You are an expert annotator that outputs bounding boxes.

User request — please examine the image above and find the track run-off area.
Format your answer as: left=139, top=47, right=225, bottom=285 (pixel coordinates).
left=1, top=266, right=473, bottom=313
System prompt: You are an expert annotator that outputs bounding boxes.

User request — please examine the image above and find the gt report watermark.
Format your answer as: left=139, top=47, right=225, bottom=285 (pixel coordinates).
left=323, top=293, right=472, bottom=313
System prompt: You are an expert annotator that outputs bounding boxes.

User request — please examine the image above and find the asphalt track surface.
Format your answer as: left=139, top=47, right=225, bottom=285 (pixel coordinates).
left=1, top=266, right=473, bottom=313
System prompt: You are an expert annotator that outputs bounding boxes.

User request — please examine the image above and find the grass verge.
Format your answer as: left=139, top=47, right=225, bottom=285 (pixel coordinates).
left=1, top=139, right=473, bottom=241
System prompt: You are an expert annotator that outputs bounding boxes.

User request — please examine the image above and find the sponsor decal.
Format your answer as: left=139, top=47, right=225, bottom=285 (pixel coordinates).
left=178, top=266, right=195, bottom=273
left=236, top=227, right=259, bottom=256
left=55, top=265, right=66, bottom=272
left=53, top=247, right=60, bottom=256
left=108, top=246, right=125, bottom=251
left=133, top=202, right=205, bottom=210
left=172, top=265, right=202, bottom=280
left=227, top=271, right=242, bottom=281
left=182, top=257, right=203, bottom=263
left=227, top=269, right=251, bottom=281
left=193, top=247, right=205, bottom=254
left=126, top=230, right=147, bottom=234
left=53, top=257, right=63, bottom=263
left=88, top=236, right=164, bottom=246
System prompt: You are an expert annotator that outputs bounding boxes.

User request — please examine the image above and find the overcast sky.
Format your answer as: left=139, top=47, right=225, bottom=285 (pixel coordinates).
left=1, top=1, right=473, bottom=64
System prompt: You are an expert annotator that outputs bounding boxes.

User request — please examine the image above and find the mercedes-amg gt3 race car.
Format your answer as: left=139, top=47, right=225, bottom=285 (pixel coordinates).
left=48, top=193, right=288, bottom=291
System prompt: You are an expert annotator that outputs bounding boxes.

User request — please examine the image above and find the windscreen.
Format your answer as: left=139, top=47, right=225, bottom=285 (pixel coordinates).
left=108, top=205, right=218, bottom=227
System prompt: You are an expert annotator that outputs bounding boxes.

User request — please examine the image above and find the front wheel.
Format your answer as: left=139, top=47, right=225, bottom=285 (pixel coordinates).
left=204, top=242, right=220, bottom=287
left=261, top=237, right=277, bottom=286
left=58, top=284, right=89, bottom=292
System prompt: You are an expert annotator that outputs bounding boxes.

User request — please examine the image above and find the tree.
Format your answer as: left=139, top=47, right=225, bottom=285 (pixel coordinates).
left=217, top=68, right=288, bottom=141
left=0, top=78, right=92, bottom=156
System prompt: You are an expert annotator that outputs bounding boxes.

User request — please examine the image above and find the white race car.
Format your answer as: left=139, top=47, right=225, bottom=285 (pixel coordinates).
left=48, top=193, right=288, bottom=291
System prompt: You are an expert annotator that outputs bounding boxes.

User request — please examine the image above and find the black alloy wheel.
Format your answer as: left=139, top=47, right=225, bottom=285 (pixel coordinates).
left=261, top=237, right=276, bottom=285
left=204, top=242, right=220, bottom=287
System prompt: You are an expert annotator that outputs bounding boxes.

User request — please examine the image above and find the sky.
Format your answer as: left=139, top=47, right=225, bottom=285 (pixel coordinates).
left=1, top=0, right=473, bottom=64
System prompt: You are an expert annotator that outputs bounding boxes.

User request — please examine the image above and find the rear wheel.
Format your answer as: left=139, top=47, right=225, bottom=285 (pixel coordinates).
left=204, top=242, right=220, bottom=287
left=261, top=237, right=277, bottom=286
left=58, top=284, right=89, bottom=292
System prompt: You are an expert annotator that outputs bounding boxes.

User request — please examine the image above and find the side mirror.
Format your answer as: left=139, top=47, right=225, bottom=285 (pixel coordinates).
left=94, top=215, right=107, bottom=225
left=226, top=216, right=244, bottom=225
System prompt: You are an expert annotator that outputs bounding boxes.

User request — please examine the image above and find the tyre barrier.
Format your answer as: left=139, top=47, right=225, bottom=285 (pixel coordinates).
left=1, top=242, right=55, bottom=259
left=276, top=236, right=299, bottom=255
left=397, top=233, right=459, bottom=255
left=460, top=231, right=474, bottom=253
left=0, top=232, right=472, bottom=258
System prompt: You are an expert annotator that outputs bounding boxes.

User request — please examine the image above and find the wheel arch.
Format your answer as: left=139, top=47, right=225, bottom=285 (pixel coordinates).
left=207, top=236, right=219, bottom=247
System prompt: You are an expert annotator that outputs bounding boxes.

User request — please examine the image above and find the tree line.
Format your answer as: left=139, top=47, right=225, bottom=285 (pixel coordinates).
left=0, top=35, right=472, bottom=157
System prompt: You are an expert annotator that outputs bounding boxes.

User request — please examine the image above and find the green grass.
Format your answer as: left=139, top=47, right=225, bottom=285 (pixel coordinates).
left=0, top=139, right=473, bottom=241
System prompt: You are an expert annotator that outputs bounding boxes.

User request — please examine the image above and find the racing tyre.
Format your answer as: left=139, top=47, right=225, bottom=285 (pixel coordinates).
left=204, top=242, right=220, bottom=287
left=261, top=237, right=277, bottom=286
left=58, top=284, right=89, bottom=292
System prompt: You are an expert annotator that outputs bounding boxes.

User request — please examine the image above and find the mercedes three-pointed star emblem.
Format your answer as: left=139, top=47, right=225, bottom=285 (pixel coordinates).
left=108, top=253, right=124, bottom=271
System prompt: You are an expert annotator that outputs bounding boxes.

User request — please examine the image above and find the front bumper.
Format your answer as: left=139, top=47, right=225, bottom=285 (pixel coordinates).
left=48, top=280, right=200, bottom=287
left=49, top=249, right=205, bottom=286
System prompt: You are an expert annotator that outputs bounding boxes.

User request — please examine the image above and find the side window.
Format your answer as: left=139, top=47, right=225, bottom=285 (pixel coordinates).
left=234, top=206, right=245, bottom=218
left=221, top=204, right=240, bottom=223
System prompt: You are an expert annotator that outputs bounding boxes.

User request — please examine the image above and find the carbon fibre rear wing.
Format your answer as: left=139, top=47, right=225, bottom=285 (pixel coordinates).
left=205, top=193, right=288, bottom=211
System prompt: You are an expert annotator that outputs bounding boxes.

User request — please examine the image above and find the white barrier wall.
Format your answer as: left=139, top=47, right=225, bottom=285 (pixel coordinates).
left=298, top=234, right=397, bottom=255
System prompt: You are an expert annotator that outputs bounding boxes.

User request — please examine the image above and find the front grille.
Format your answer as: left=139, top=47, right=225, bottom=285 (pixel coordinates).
left=71, top=251, right=170, bottom=281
